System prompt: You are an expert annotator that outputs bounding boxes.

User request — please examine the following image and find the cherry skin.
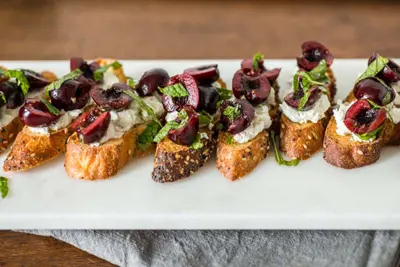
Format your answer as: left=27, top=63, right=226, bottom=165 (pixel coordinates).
left=90, top=83, right=132, bottom=110
left=136, top=68, right=169, bottom=96
left=72, top=108, right=111, bottom=144
left=167, top=106, right=199, bottom=146
left=353, top=78, right=395, bottom=106
left=184, top=64, right=220, bottom=85
left=219, top=99, right=255, bottom=135
left=344, top=99, right=386, bottom=134
left=19, top=99, right=61, bottom=127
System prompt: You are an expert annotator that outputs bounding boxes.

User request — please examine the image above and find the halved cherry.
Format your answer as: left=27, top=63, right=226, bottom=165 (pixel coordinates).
left=220, top=99, right=255, bottom=135
left=73, top=108, right=111, bottom=144
left=90, top=83, right=132, bottom=110
left=49, top=78, right=92, bottom=111
left=69, top=57, right=101, bottom=81
left=232, top=69, right=271, bottom=105
left=284, top=86, right=321, bottom=110
left=161, top=73, right=200, bottom=112
left=343, top=99, right=386, bottom=134
left=184, top=64, right=220, bottom=85
left=297, top=41, right=334, bottom=71
left=353, top=78, right=395, bottom=106
left=167, top=106, right=199, bottom=146
left=368, top=53, right=400, bottom=83
left=19, top=99, right=61, bottom=127
left=0, top=82, right=24, bottom=109
left=240, top=58, right=281, bottom=84
left=136, top=68, right=169, bottom=96
left=21, top=69, right=51, bottom=91
left=198, top=84, right=219, bottom=114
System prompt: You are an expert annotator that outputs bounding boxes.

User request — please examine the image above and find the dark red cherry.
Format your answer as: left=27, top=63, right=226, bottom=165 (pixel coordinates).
left=297, top=41, right=334, bottom=71
left=232, top=69, right=271, bottom=105
left=21, top=69, right=51, bottom=91
left=161, top=73, right=200, bottom=112
left=167, top=106, right=199, bottom=146
left=368, top=53, right=400, bottom=83
left=184, top=64, right=220, bottom=85
left=70, top=57, right=101, bottom=81
left=19, top=99, right=61, bottom=127
left=136, top=68, right=169, bottom=96
left=49, top=78, right=92, bottom=111
left=73, top=109, right=111, bottom=144
left=220, top=99, right=255, bottom=135
left=198, top=85, right=219, bottom=114
left=284, top=86, right=321, bottom=110
left=90, top=83, right=132, bottom=110
left=353, top=78, right=395, bottom=106
left=241, top=58, right=281, bottom=84
left=344, top=99, right=386, bottom=134
left=0, top=82, right=25, bottom=109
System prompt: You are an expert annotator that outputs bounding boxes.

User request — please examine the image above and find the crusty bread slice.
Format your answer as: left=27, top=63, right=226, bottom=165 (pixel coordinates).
left=0, top=117, right=22, bottom=154
left=3, top=126, right=73, bottom=172
left=152, top=129, right=216, bottom=183
left=216, top=130, right=268, bottom=181
left=326, top=66, right=336, bottom=102
left=323, top=117, right=389, bottom=169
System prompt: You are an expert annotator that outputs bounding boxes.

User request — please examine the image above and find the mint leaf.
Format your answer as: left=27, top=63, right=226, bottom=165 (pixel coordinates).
left=153, top=110, right=189, bottom=143
left=0, top=92, right=6, bottom=104
left=356, top=54, right=389, bottom=84
left=226, top=133, right=235, bottom=144
left=198, top=111, right=212, bottom=127
left=298, top=91, right=311, bottom=111
left=159, top=83, right=188, bottom=98
left=252, top=52, right=264, bottom=70
left=123, top=90, right=161, bottom=127
left=137, top=121, right=161, bottom=151
left=190, top=132, right=203, bottom=150
left=93, top=61, right=122, bottom=81
left=270, top=131, right=300, bottom=166
left=355, top=125, right=384, bottom=141
left=309, top=60, right=328, bottom=80
left=0, top=176, right=8, bottom=199
left=4, top=70, right=30, bottom=95
left=223, top=105, right=240, bottom=122
left=217, top=88, right=232, bottom=101
left=46, top=69, right=83, bottom=96
left=40, top=98, right=61, bottom=115
left=127, top=76, right=136, bottom=88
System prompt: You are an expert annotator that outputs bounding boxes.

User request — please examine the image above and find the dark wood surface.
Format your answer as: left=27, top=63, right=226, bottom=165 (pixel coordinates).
left=1, top=0, right=400, bottom=266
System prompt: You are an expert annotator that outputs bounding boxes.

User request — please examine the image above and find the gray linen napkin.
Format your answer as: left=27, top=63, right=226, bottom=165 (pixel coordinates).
left=20, top=230, right=400, bottom=267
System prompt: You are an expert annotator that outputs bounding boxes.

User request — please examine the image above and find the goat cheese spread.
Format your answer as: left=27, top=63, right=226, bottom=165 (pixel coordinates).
left=28, top=109, right=82, bottom=134
left=280, top=93, right=330, bottom=124
left=102, top=70, right=120, bottom=89
left=386, top=82, right=400, bottom=124
left=233, top=104, right=272, bottom=144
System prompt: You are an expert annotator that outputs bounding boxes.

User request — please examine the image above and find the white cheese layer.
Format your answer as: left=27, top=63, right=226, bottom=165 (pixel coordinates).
left=280, top=94, right=330, bottom=124
left=28, top=109, right=82, bottom=134
left=233, top=104, right=272, bottom=144
left=102, top=71, right=120, bottom=89
left=333, top=101, right=374, bottom=142
left=387, top=82, right=400, bottom=124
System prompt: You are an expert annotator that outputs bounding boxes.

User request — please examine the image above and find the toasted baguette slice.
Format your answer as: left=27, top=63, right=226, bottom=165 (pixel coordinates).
left=0, top=117, right=22, bottom=153
left=216, top=130, right=269, bottom=181
left=323, top=117, right=389, bottom=169
left=280, top=114, right=327, bottom=160
left=3, top=126, right=72, bottom=172
left=64, top=126, right=143, bottom=180
left=152, top=129, right=216, bottom=183
left=326, top=66, right=337, bottom=101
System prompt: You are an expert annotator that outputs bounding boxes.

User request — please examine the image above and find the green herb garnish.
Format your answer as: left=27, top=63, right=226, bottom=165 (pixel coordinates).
left=198, top=111, right=212, bottom=127
left=252, top=52, right=264, bottom=71
left=153, top=109, right=189, bottom=143
left=93, top=61, right=122, bottom=81
left=226, top=133, right=235, bottom=145
left=356, top=54, right=389, bottom=84
left=123, top=90, right=161, bottom=127
left=0, top=92, right=6, bottom=104
left=270, top=131, right=300, bottom=166
left=46, top=69, right=83, bottom=96
left=159, top=83, right=188, bottom=98
left=354, top=125, right=384, bottom=141
left=4, top=69, right=30, bottom=95
left=137, top=121, right=161, bottom=151
left=217, top=88, right=232, bottom=100
left=40, top=98, right=61, bottom=115
left=223, top=105, right=240, bottom=121
left=298, top=91, right=311, bottom=111
left=0, top=177, right=8, bottom=199
left=190, top=133, right=204, bottom=150
left=126, top=76, right=136, bottom=88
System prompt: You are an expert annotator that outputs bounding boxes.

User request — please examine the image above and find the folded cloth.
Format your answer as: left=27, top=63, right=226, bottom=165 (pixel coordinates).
left=20, top=230, right=400, bottom=267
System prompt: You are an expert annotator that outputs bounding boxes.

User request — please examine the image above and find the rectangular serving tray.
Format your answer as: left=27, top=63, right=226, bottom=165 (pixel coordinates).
left=0, top=59, right=399, bottom=230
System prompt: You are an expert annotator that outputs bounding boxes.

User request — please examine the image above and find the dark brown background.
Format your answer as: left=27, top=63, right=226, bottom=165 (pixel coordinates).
left=0, top=0, right=399, bottom=266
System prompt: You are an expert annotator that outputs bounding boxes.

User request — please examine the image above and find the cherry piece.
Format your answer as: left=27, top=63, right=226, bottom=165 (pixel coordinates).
left=19, top=99, right=61, bottom=127
left=21, top=69, right=51, bottom=91
left=136, top=68, right=169, bottom=96
left=220, top=99, right=255, bottom=135
left=240, top=58, right=281, bottom=84
left=284, top=86, right=321, bottom=110
left=297, top=41, right=334, bottom=71
left=184, top=64, right=220, bottom=85
left=69, top=57, right=101, bottom=81
left=344, top=99, right=386, bottom=134
left=0, top=82, right=24, bottom=109
left=353, top=78, right=395, bottom=106
left=161, top=73, right=200, bottom=112
left=198, top=85, right=219, bottom=114
left=368, top=53, right=400, bottom=83
left=90, top=83, right=132, bottom=110
left=167, top=106, right=199, bottom=146
left=49, top=78, right=92, bottom=111
left=232, top=69, right=271, bottom=105
left=72, top=108, right=111, bottom=144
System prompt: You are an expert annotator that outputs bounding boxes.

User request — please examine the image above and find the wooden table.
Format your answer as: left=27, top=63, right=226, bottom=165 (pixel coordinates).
left=0, top=0, right=399, bottom=266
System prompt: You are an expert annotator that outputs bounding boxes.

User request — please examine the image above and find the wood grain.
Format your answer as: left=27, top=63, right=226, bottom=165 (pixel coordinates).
left=0, top=0, right=400, bottom=266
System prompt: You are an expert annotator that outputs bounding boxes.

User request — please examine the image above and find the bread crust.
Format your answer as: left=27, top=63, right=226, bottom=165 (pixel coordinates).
left=216, top=130, right=269, bottom=181
left=0, top=117, right=22, bottom=154
left=65, top=127, right=138, bottom=180
left=323, top=117, right=388, bottom=169
left=3, top=126, right=73, bottom=172
left=152, top=129, right=216, bottom=183
left=326, top=66, right=337, bottom=101
left=280, top=114, right=326, bottom=160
